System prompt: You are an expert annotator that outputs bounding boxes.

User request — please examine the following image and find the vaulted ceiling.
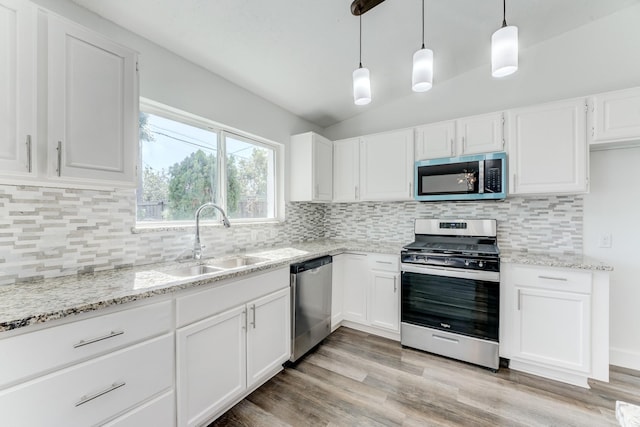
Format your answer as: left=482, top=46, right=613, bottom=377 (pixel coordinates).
left=71, top=0, right=640, bottom=128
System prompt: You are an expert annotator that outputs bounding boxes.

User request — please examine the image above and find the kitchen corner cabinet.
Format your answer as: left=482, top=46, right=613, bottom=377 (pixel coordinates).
left=589, top=86, right=640, bottom=149
left=175, top=268, right=290, bottom=427
left=333, top=137, right=360, bottom=202
left=508, top=98, right=588, bottom=195
left=360, top=129, right=414, bottom=201
left=501, top=263, right=609, bottom=388
left=47, top=14, right=138, bottom=185
left=0, top=0, right=37, bottom=177
left=340, top=252, right=401, bottom=336
left=0, top=300, right=174, bottom=426
left=290, top=132, right=333, bottom=202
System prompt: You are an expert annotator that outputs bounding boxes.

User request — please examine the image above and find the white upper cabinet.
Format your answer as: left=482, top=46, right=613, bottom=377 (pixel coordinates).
left=589, top=87, right=640, bottom=148
left=415, top=120, right=455, bottom=160
left=48, top=15, right=138, bottom=186
left=0, top=0, right=36, bottom=177
left=290, top=132, right=333, bottom=202
left=359, top=129, right=414, bottom=201
left=508, top=98, right=588, bottom=195
left=456, top=112, right=505, bottom=155
left=333, top=137, right=360, bottom=202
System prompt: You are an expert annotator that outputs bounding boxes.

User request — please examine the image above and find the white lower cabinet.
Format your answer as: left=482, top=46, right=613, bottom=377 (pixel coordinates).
left=175, top=268, right=290, bottom=427
left=339, top=252, right=401, bottom=337
left=0, top=333, right=173, bottom=427
left=103, top=390, right=175, bottom=427
left=502, top=263, right=609, bottom=388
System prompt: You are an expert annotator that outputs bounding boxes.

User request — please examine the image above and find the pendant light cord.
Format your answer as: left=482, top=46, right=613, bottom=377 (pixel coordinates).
left=359, top=14, right=363, bottom=68
left=421, top=0, right=425, bottom=49
left=502, top=0, right=507, bottom=28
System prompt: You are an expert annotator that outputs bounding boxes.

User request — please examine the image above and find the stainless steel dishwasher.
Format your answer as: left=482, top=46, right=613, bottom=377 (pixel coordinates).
left=290, top=255, right=332, bottom=362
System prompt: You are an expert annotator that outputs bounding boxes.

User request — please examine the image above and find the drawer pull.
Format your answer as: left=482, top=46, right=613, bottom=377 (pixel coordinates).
left=75, top=381, right=126, bottom=407
left=376, top=261, right=393, bottom=265
left=73, top=330, right=124, bottom=348
left=250, top=305, right=256, bottom=329
left=538, top=275, right=568, bottom=282
left=433, top=334, right=459, bottom=344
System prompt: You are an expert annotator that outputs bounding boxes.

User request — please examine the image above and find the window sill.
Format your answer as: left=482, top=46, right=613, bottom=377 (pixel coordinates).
left=131, top=218, right=283, bottom=234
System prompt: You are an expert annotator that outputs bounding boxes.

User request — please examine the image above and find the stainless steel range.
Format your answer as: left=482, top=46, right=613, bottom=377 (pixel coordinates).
left=400, top=219, right=500, bottom=370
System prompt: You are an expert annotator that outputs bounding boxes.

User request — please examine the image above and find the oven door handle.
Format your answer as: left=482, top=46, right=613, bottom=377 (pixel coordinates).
left=401, top=263, right=499, bottom=282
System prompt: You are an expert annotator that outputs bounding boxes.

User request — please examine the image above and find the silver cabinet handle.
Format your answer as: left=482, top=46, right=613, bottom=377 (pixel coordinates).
left=376, top=261, right=393, bottom=265
left=393, top=276, right=397, bottom=293
left=538, top=275, right=568, bottom=281
left=242, top=309, right=247, bottom=330
left=355, top=185, right=359, bottom=200
left=409, top=181, right=412, bottom=197
left=450, top=139, right=454, bottom=156
left=462, top=136, right=466, bottom=152
left=354, top=186, right=357, bottom=200
left=250, top=304, right=256, bottom=329
left=73, top=330, right=124, bottom=348
left=517, top=289, right=521, bottom=310
left=26, top=135, right=32, bottom=172
left=75, top=381, right=126, bottom=407
left=56, top=141, right=62, bottom=177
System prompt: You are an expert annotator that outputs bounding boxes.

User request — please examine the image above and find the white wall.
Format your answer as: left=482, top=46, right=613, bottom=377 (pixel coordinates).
left=324, top=4, right=640, bottom=140
left=584, top=146, right=640, bottom=370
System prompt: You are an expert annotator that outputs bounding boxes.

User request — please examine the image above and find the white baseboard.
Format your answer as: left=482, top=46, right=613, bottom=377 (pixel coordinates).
left=611, top=347, right=640, bottom=370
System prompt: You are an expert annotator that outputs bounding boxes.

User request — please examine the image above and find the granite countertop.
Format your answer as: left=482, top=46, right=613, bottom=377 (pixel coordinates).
left=0, top=240, right=403, bottom=333
left=500, top=250, right=613, bottom=271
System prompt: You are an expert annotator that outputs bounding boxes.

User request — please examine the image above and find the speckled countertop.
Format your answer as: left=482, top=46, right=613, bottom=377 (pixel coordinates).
left=500, top=250, right=613, bottom=271
left=0, top=240, right=403, bottom=333
left=0, top=240, right=612, bottom=333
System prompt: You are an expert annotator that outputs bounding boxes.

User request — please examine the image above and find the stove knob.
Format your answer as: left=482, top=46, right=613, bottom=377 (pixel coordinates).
left=478, top=261, right=484, bottom=268
left=464, top=260, right=470, bottom=266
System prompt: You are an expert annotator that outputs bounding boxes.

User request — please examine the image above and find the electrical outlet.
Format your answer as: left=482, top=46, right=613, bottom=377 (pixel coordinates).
left=598, top=233, right=612, bottom=248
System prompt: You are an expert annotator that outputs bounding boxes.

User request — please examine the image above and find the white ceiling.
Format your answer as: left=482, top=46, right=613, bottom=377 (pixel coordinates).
left=71, top=0, right=639, bottom=128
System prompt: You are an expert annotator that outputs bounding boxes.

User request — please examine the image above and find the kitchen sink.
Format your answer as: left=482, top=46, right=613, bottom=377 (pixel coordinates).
left=165, top=265, right=224, bottom=277
left=207, top=256, right=269, bottom=269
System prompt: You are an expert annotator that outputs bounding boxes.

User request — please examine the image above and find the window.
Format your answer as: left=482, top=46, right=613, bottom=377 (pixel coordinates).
left=137, top=101, right=278, bottom=223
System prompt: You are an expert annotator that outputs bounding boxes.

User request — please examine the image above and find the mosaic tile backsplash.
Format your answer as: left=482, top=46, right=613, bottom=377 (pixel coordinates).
left=0, top=184, right=582, bottom=285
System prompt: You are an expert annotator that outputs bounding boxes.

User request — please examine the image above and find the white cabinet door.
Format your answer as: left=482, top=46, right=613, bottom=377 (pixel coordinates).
left=508, top=99, right=588, bottom=194
left=333, top=137, right=360, bottom=202
left=0, top=0, right=36, bottom=177
left=331, top=254, right=345, bottom=328
left=360, top=129, right=414, bottom=201
left=341, top=253, right=369, bottom=323
left=590, top=87, right=640, bottom=147
left=246, top=288, right=290, bottom=388
left=514, top=287, right=591, bottom=373
left=176, top=306, right=246, bottom=427
left=457, top=112, right=505, bottom=155
left=48, top=15, right=138, bottom=185
left=415, top=120, right=456, bottom=160
left=369, top=270, right=400, bottom=332
left=313, top=134, right=333, bottom=201
left=290, top=132, right=333, bottom=202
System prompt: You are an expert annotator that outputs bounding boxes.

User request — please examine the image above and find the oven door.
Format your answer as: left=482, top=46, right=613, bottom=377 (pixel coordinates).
left=401, top=264, right=499, bottom=341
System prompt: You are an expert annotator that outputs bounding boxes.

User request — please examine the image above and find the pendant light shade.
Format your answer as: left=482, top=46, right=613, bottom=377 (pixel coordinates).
left=412, top=0, right=433, bottom=92
left=353, top=14, right=371, bottom=105
left=353, top=66, right=372, bottom=105
left=491, top=0, right=518, bottom=78
left=412, top=48, right=433, bottom=92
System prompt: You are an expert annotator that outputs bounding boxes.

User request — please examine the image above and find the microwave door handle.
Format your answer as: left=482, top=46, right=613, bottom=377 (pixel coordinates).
left=479, top=161, right=485, bottom=194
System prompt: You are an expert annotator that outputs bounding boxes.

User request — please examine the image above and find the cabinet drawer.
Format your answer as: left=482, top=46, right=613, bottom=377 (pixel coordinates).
left=510, top=265, right=592, bottom=294
left=176, top=267, right=288, bottom=328
left=0, top=300, right=172, bottom=388
left=368, top=254, right=399, bottom=272
left=103, top=390, right=175, bottom=427
left=0, top=333, right=173, bottom=427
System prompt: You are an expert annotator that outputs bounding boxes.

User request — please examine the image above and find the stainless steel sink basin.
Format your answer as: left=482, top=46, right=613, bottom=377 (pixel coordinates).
left=207, top=256, right=269, bottom=269
left=165, top=265, right=223, bottom=277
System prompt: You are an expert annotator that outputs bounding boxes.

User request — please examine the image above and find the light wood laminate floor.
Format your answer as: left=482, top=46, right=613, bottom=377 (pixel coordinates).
left=210, top=327, right=640, bottom=426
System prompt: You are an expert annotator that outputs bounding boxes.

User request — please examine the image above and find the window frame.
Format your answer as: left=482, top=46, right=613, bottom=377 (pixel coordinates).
left=137, top=98, right=283, bottom=227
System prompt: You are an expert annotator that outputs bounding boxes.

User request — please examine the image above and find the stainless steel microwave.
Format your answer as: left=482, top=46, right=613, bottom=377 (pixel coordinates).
left=414, top=152, right=507, bottom=201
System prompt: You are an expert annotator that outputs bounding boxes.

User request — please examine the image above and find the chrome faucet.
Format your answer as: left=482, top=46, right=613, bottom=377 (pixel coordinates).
left=193, top=202, right=231, bottom=260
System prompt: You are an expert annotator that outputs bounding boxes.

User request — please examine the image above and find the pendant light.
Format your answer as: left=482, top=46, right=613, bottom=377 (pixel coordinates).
left=412, top=0, right=433, bottom=92
left=491, top=0, right=518, bottom=78
left=353, top=14, right=372, bottom=105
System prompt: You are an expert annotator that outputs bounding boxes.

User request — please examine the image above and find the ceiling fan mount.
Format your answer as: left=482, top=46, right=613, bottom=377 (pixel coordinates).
left=351, top=0, right=386, bottom=16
